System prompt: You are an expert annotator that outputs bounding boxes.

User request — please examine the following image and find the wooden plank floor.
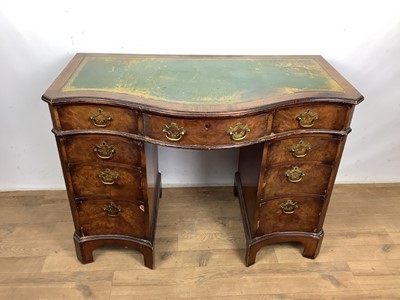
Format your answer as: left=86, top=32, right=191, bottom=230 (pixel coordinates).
left=0, top=184, right=399, bottom=299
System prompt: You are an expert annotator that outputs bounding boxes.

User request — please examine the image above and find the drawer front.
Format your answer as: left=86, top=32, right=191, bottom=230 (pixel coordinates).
left=257, top=196, right=323, bottom=235
left=77, top=198, right=146, bottom=238
left=272, top=104, right=349, bottom=133
left=263, top=163, right=332, bottom=199
left=57, top=104, right=138, bottom=133
left=63, top=134, right=142, bottom=166
left=69, top=165, right=143, bottom=199
left=267, top=135, right=341, bottom=165
left=143, top=114, right=268, bottom=146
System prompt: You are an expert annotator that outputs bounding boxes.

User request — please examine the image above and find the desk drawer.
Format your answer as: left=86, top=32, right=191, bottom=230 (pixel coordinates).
left=257, top=196, right=323, bottom=235
left=262, top=163, right=332, bottom=199
left=267, top=135, right=341, bottom=165
left=63, top=134, right=142, bottom=166
left=57, top=104, right=138, bottom=133
left=69, top=164, right=143, bottom=199
left=143, top=114, right=268, bottom=146
left=77, top=198, right=146, bottom=238
left=272, top=103, right=349, bottom=133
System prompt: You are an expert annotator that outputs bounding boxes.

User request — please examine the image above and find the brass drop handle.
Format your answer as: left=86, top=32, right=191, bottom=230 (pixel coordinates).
left=103, top=201, right=121, bottom=217
left=227, top=123, right=250, bottom=141
left=285, top=166, right=305, bottom=183
left=162, top=122, right=186, bottom=142
left=98, top=168, right=119, bottom=185
left=89, top=108, right=113, bottom=128
left=93, top=141, right=115, bottom=159
left=280, top=199, right=299, bottom=214
left=296, top=109, right=318, bottom=128
left=290, top=140, right=312, bottom=158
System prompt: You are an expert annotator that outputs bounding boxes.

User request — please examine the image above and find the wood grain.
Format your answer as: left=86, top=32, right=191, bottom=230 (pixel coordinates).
left=0, top=184, right=399, bottom=299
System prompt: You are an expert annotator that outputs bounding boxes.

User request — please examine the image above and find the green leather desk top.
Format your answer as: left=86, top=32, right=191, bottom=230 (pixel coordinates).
left=43, top=54, right=363, bottom=115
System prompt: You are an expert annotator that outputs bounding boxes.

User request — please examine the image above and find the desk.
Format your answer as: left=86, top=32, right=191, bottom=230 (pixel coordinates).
left=42, top=54, right=363, bottom=268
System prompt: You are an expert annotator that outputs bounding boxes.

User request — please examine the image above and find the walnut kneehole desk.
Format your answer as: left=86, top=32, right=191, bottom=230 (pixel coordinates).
left=42, top=54, right=363, bottom=269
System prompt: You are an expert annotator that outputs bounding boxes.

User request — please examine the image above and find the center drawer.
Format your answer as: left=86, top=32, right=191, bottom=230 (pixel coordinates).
left=143, top=113, right=268, bottom=146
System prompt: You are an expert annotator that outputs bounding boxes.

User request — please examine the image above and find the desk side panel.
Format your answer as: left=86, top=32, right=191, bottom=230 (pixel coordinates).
left=238, top=143, right=265, bottom=234
left=143, top=142, right=159, bottom=238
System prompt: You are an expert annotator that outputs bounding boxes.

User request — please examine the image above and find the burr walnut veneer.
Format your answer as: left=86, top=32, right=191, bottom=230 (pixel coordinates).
left=42, top=54, right=363, bottom=268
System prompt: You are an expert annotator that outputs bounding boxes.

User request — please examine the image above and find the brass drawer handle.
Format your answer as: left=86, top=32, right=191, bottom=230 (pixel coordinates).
left=227, top=123, right=250, bottom=141
left=103, top=201, right=121, bottom=217
left=280, top=199, right=299, bottom=214
left=162, top=122, right=186, bottom=142
left=98, top=168, right=119, bottom=185
left=285, top=166, right=305, bottom=183
left=296, top=109, right=318, bottom=128
left=93, top=141, right=115, bottom=159
left=89, top=108, right=113, bottom=128
left=290, top=140, right=312, bottom=158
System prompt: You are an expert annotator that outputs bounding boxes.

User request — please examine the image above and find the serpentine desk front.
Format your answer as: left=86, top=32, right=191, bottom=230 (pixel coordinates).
left=42, top=54, right=363, bottom=269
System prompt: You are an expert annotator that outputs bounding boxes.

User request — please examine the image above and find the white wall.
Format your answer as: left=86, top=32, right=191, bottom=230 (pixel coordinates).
left=1, top=0, right=399, bottom=190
